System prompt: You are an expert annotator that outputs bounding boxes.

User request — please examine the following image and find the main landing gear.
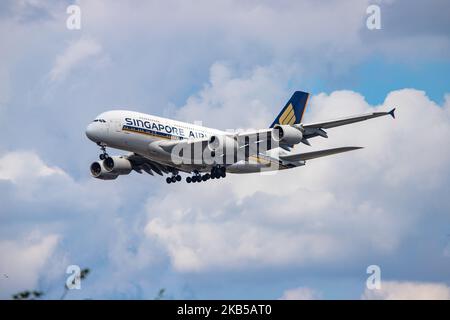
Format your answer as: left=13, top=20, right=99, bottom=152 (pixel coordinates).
left=210, top=165, right=226, bottom=179
left=166, top=173, right=182, bottom=184
left=185, top=166, right=226, bottom=183
left=98, top=143, right=109, bottom=160
left=186, top=171, right=207, bottom=183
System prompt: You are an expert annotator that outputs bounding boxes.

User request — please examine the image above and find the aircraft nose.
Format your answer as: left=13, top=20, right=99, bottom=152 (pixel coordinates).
left=85, top=123, right=97, bottom=142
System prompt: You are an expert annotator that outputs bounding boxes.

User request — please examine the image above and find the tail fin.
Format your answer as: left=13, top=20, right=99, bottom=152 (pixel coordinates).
left=270, top=91, right=310, bottom=128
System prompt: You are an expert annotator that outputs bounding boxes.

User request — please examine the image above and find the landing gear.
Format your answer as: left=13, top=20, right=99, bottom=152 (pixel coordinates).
left=169, top=167, right=227, bottom=184
left=184, top=167, right=225, bottom=184
left=166, top=174, right=181, bottom=184
left=98, top=143, right=109, bottom=160
left=186, top=170, right=207, bottom=183
left=211, top=166, right=226, bottom=179
left=166, top=171, right=182, bottom=184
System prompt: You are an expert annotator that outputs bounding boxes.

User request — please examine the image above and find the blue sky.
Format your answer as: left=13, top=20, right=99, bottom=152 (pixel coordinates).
left=0, top=0, right=449, bottom=300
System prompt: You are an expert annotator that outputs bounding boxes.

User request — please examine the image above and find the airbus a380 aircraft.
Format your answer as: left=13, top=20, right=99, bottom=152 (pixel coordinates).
left=86, top=91, right=395, bottom=184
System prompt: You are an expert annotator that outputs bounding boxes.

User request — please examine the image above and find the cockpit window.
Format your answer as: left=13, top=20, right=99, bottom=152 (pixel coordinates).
left=93, top=119, right=106, bottom=123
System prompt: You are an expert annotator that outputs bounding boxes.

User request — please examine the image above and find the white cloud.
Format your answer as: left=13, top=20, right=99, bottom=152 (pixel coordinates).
left=174, top=62, right=286, bottom=129
left=49, top=37, right=103, bottom=82
left=362, top=281, right=450, bottom=300
left=143, top=64, right=450, bottom=273
left=0, top=150, right=67, bottom=183
left=0, top=233, right=59, bottom=298
left=279, top=287, right=321, bottom=300
left=0, top=150, right=157, bottom=298
left=0, top=0, right=449, bottom=299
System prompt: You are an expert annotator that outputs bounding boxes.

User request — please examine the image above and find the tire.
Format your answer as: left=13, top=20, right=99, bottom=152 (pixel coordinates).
left=186, top=177, right=192, bottom=183
left=176, top=175, right=181, bottom=181
left=166, top=177, right=171, bottom=184
left=171, top=176, right=177, bottom=183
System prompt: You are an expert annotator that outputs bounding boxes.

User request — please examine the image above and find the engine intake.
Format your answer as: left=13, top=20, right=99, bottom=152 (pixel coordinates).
left=103, top=156, right=133, bottom=175
left=90, top=161, right=119, bottom=180
left=273, top=125, right=303, bottom=145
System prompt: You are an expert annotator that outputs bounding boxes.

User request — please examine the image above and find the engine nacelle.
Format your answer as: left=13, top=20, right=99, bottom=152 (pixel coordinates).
left=207, top=135, right=237, bottom=154
left=90, top=161, right=119, bottom=180
left=103, top=156, right=133, bottom=175
left=273, top=124, right=303, bottom=145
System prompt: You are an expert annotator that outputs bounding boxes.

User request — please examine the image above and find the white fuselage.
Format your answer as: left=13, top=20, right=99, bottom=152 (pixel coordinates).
left=86, top=110, right=284, bottom=174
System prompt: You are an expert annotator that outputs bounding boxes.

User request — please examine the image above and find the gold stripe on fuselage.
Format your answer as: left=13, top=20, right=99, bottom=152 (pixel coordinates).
left=122, top=127, right=174, bottom=140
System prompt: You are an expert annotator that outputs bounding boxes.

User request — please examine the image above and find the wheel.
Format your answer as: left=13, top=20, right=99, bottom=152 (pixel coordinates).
left=166, top=177, right=172, bottom=184
left=99, top=154, right=105, bottom=160
left=204, top=173, right=210, bottom=180
left=221, top=170, right=226, bottom=178
left=176, top=175, right=181, bottom=181
left=186, top=177, right=192, bottom=183
left=171, top=176, right=177, bottom=183
left=202, top=175, right=208, bottom=181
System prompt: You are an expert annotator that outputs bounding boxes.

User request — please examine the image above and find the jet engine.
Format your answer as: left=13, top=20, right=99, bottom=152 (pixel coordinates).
left=272, top=124, right=303, bottom=145
left=103, top=156, right=133, bottom=175
left=90, top=161, right=119, bottom=180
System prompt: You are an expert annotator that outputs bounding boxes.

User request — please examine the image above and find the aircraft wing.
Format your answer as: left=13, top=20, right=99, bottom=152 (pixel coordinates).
left=279, top=146, right=362, bottom=162
left=127, top=153, right=179, bottom=175
left=302, top=108, right=395, bottom=140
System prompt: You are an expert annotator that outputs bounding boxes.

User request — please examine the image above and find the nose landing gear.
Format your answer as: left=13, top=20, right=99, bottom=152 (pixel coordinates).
left=98, top=143, right=109, bottom=160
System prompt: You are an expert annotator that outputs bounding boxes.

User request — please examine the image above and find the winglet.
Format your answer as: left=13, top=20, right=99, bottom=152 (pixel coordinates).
left=389, top=108, right=396, bottom=119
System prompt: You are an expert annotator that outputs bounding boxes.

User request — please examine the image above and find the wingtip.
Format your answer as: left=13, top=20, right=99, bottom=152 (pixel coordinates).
left=389, top=108, right=396, bottom=119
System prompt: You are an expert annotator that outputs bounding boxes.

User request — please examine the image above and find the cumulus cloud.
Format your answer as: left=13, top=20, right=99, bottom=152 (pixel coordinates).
left=0, top=150, right=144, bottom=298
left=143, top=64, right=450, bottom=274
left=279, top=287, right=321, bottom=300
left=49, top=37, right=103, bottom=82
left=0, top=233, right=59, bottom=297
left=0, top=150, right=67, bottom=183
left=362, top=281, right=450, bottom=300
left=0, top=0, right=449, bottom=299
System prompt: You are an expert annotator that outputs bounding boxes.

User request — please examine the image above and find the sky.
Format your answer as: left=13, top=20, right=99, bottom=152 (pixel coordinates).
left=0, top=0, right=449, bottom=300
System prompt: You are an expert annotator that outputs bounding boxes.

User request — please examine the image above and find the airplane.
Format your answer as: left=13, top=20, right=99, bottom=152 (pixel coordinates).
left=85, top=91, right=395, bottom=184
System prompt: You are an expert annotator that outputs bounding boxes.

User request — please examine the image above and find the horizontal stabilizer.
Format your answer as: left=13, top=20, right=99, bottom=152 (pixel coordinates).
left=303, top=109, right=395, bottom=130
left=279, top=146, right=363, bottom=162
